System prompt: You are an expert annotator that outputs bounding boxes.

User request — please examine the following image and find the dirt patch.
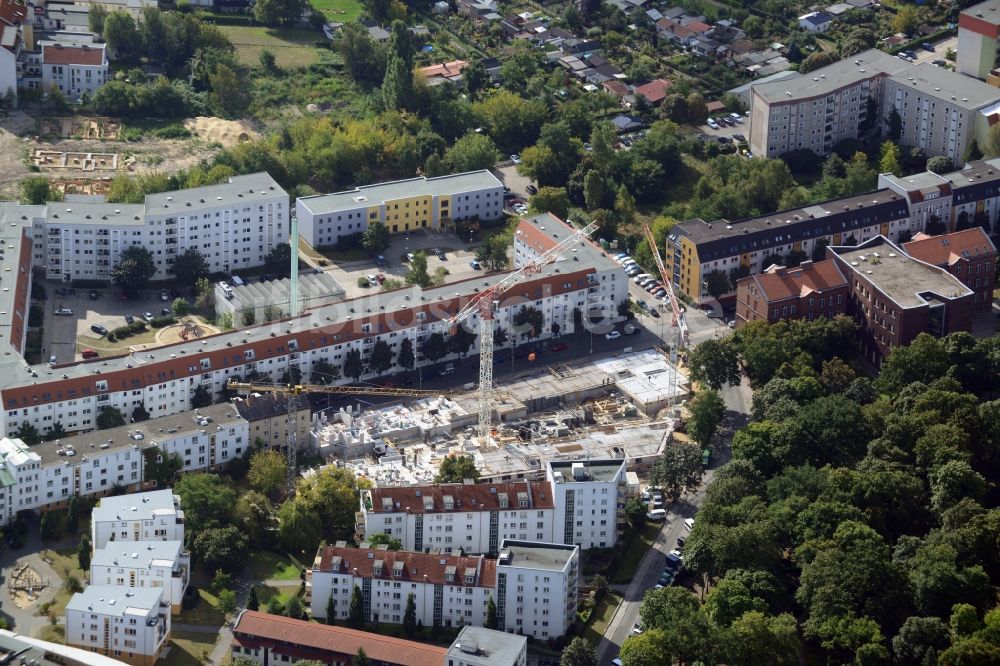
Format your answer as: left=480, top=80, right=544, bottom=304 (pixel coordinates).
left=184, top=116, right=259, bottom=147
left=39, top=117, right=121, bottom=140
left=51, top=177, right=113, bottom=196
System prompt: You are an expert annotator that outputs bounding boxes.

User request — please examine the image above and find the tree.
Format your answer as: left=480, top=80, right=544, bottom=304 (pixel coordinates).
left=112, top=246, right=156, bottom=294
left=253, top=0, right=305, bottom=25
left=704, top=269, right=732, bottom=300
left=15, top=422, right=40, bottom=445
left=21, top=176, right=59, bottom=205
left=476, top=233, right=510, bottom=271
left=77, top=533, right=91, bottom=570
left=444, top=133, right=502, bottom=172
left=402, top=593, right=417, bottom=636
left=284, top=595, right=303, bottom=619
left=278, top=498, right=322, bottom=554
left=398, top=338, right=415, bottom=370
left=343, top=349, right=364, bottom=381
left=66, top=495, right=81, bottom=534
left=421, top=333, right=449, bottom=363
left=926, top=156, right=954, bottom=174
left=265, top=243, right=293, bottom=279
left=704, top=579, right=767, bottom=627
left=626, top=497, right=646, bottom=527
left=560, top=637, right=597, bottom=666
left=171, top=248, right=210, bottom=286
left=172, top=298, right=190, bottom=318
left=40, top=511, right=64, bottom=541
left=615, top=184, right=636, bottom=228
left=103, top=10, right=140, bottom=60
left=723, top=612, right=801, bottom=666
left=193, top=526, right=249, bottom=573
left=886, top=107, right=902, bottom=143
left=449, top=326, right=476, bottom=356
left=485, top=595, right=498, bottom=629
left=361, top=221, right=390, bottom=255
left=800, top=51, right=838, bottom=74
left=382, top=21, right=414, bottom=111
left=96, top=407, right=126, bottom=430
left=325, top=594, right=335, bottom=624
left=513, top=306, right=543, bottom=338
left=352, top=648, right=371, bottom=666
left=879, top=141, right=902, bottom=176
left=174, top=473, right=237, bottom=533
left=191, top=385, right=212, bottom=409
left=966, top=138, right=984, bottom=162
left=366, top=533, right=402, bottom=550
left=529, top=187, right=570, bottom=219
left=349, top=585, right=365, bottom=628
left=892, top=4, right=920, bottom=34
left=687, top=339, right=741, bottom=390
left=294, top=466, right=367, bottom=542
left=248, top=449, right=287, bottom=500
left=246, top=585, right=260, bottom=612
left=650, top=442, right=704, bottom=503
left=435, top=454, right=479, bottom=483
left=985, top=123, right=1000, bottom=158
left=892, top=616, right=951, bottom=665
left=406, top=252, right=431, bottom=288
left=370, top=340, right=394, bottom=374
left=259, top=49, right=277, bottom=73
left=89, top=3, right=108, bottom=34
left=687, top=390, right=726, bottom=446
left=131, top=403, right=150, bottom=422
left=583, top=170, right=606, bottom=211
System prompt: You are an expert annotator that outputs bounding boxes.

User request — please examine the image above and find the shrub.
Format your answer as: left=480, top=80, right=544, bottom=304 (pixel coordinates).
left=106, top=332, right=116, bottom=342
left=112, top=326, right=131, bottom=339
left=65, top=576, right=83, bottom=593
left=150, top=316, right=176, bottom=328
left=128, top=321, right=147, bottom=333
left=357, top=277, right=370, bottom=288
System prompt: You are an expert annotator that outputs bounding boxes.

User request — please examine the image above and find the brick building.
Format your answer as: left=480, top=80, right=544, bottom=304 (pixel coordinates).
left=734, top=260, right=849, bottom=327
left=903, top=228, right=997, bottom=313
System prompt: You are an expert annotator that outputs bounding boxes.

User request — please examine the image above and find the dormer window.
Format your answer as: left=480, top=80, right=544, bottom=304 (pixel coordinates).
left=373, top=560, right=383, bottom=575
left=443, top=495, right=454, bottom=510
left=499, top=495, right=509, bottom=508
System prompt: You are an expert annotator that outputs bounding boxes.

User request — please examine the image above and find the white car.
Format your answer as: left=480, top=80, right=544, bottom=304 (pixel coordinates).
left=510, top=154, right=521, bottom=164
left=605, top=330, right=621, bottom=340
left=367, top=275, right=378, bottom=287
left=406, top=252, right=416, bottom=262
left=54, top=307, right=73, bottom=316
left=707, top=119, right=719, bottom=130
left=632, top=622, right=644, bottom=635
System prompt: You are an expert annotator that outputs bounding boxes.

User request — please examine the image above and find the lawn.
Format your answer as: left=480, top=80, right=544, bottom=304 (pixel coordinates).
left=310, top=0, right=363, bottom=22
left=160, top=630, right=219, bottom=666
left=37, top=625, right=65, bottom=644
left=77, top=328, right=159, bottom=355
left=256, top=584, right=303, bottom=606
left=176, top=589, right=227, bottom=628
left=248, top=551, right=306, bottom=582
left=611, top=523, right=661, bottom=584
left=581, top=591, right=623, bottom=645
left=218, top=26, right=325, bottom=68
left=37, top=547, right=87, bottom=619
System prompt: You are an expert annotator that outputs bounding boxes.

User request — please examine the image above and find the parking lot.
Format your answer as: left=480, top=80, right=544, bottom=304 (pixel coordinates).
left=699, top=112, right=748, bottom=146
left=905, top=34, right=957, bottom=67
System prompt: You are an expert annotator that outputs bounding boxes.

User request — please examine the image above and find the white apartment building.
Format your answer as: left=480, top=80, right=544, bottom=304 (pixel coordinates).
left=295, top=171, right=505, bottom=247
left=877, top=170, right=955, bottom=232
left=359, top=481, right=556, bottom=555
left=957, top=0, right=1000, bottom=79
left=32, top=173, right=288, bottom=282
left=39, top=42, right=107, bottom=99
left=310, top=546, right=496, bottom=631
left=494, top=540, right=578, bottom=640
left=90, top=490, right=184, bottom=550
left=447, top=626, right=527, bottom=666
left=546, top=460, right=626, bottom=550
left=90, top=541, right=190, bottom=614
left=65, top=586, right=169, bottom=666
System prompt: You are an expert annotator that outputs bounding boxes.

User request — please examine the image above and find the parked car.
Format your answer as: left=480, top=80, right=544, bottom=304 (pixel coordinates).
left=54, top=307, right=73, bottom=316
left=550, top=342, right=569, bottom=352
left=434, top=249, right=446, bottom=260
left=91, top=324, right=108, bottom=336
left=732, top=133, right=746, bottom=142
left=605, top=330, right=621, bottom=340
left=706, top=119, right=719, bottom=130
left=526, top=184, right=538, bottom=195
left=89, top=290, right=99, bottom=300
left=922, top=42, right=935, bottom=51
left=684, top=518, right=695, bottom=531
left=160, top=289, right=169, bottom=302
left=376, top=273, right=386, bottom=284
left=124, top=314, right=134, bottom=324
left=161, top=307, right=171, bottom=316
left=510, top=154, right=521, bottom=164
left=439, top=363, right=456, bottom=376
left=469, top=259, right=482, bottom=270
left=648, top=509, right=667, bottom=521
left=49, top=355, right=57, bottom=365
left=406, top=252, right=416, bottom=262
left=81, top=349, right=99, bottom=359
left=142, top=311, right=154, bottom=322
left=367, top=275, right=378, bottom=287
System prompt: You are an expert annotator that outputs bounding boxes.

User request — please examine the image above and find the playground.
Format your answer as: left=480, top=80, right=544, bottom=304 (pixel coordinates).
left=157, top=318, right=221, bottom=345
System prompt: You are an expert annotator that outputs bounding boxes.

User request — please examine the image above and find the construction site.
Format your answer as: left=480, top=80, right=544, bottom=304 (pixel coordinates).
left=308, top=349, right=688, bottom=488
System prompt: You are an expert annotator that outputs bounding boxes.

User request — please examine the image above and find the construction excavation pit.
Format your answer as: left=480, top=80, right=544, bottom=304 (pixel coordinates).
left=33, top=149, right=119, bottom=172
left=39, top=117, right=122, bottom=140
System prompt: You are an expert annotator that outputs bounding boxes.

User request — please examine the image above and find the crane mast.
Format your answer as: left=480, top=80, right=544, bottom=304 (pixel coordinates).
left=449, top=220, right=598, bottom=447
left=642, top=223, right=688, bottom=409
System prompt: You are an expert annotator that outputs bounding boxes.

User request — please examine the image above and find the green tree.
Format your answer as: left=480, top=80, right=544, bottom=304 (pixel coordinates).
left=886, top=107, right=902, bottom=143
left=311, top=358, right=340, bottom=383
left=77, top=533, right=91, bottom=571
left=366, top=533, right=402, bottom=550
left=406, top=252, right=431, bottom=288
left=444, top=133, right=502, bottom=172
left=15, top=422, right=40, bottom=445
left=704, top=269, right=732, bottom=300
left=352, top=648, right=371, bottom=666
left=191, top=385, right=212, bottom=409
left=472, top=90, right=547, bottom=154
left=402, top=593, right=417, bottom=636
left=248, top=449, right=287, bottom=500
left=218, top=589, right=237, bottom=614
left=89, top=3, right=108, bottom=34
left=513, top=306, right=543, bottom=338
left=370, top=340, right=394, bottom=374
left=926, top=156, right=954, bottom=174
left=985, top=123, right=1000, bottom=158
left=626, top=497, right=647, bottom=527
left=343, top=349, right=364, bottom=381
left=560, top=637, right=597, bottom=666
left=723, top=612, right=801, bottom=666
left=398, top=338, right=415, bottom=370
left=476, top=233, right=510, bottom=271
left=529, top=187, right=570, bottom=219
left=687, top=390, right=725, bottom=446
left=40, top=511, right=64, bottom=540
left=650, top=442, right=704, bottom=503
left=174, top=473, right=237, bottom=532
left=293, top=466, right=367, bottom=542
left=193, top=526, right=249, bottom=573
left=584, top=170, right=606, bottom=211
left=252, top=0, right=305, bottom=25
left=800, top=50, right=837, bottom=74
left=614, top=184, right=636, bottom=228
left=421, top=333, right=449, bottom=363
left=449, top=325, right=477, bottom=357
left=485, top=595, right=498, bottom=629
left=278, top=498, right=322, bottom=554
left=349, top=585, right=365, bottom=628
left=325, top=594, right=335, bottom=624
left=66, top=495, right=81, bottom=534
left=20, top=176, right=60, bottom=205
left=362, top=221, right=391, bottom=255
left=259, top=49, right=277, bottom=73
left=891, top=4, right=920, bottom=34
left=209, top=64, right=250, bottom=118
left=233, top=491, right=274, bottom=548
left=143, top=449, right=182, bottom=486
left=111, top=246, right=156, bottom=294
left=103, top=10, right=140, bottom=60
left=265, top=243, right=292, bottom=278
left=435, top=454, right=479, bottom=483
left=96, top=407, right=126, bottom=430
left=687, top=339, right=741, bottom=390
left=879, top=141, right=902, bottom=175
left=170, top=248, right=210, bottom=286
left=382, top=21, right=414, bottom=111
left=892, top=616, right=951, bottom=665
left=704, top=578, right=767, bottom=627
left=172, top=298, right=190, bottom=317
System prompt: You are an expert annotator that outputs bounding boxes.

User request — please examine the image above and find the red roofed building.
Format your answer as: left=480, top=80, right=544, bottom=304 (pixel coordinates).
left=416, top=59, right=468, bottom=86
left=903, top=228, right=997, bottom=312
left=0, top=0, right=27, bottom=99
left=634, top=78, right=671, bottom=105
left=602, top=79, right=630, bottom=98
left=40, top=41, right=108, bottom=99
left=735, top=259, right=849, bottom=327
left=231, top=611, right=448, bottom=666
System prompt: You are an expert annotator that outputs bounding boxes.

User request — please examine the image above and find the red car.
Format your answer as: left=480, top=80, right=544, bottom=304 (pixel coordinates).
left=551, top=342, right=569, bottom=352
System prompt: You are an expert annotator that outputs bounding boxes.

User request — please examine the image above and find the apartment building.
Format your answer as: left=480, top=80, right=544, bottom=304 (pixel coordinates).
left=90, top=541, right=189, bottom=614
left=546, top=460, right=626, bottom=550
left=0, top=204, right=36, bottom=357
left=64, top=586, right=170, bottom=666
left=958, top=0, right=1000, bottom=79
left=359, top=481, right=556, bottom=554
left=310, top=545, right=497, bottom=630
left=447, top=626, right=527, bottom=666
left=232, top=393, right=311, bottom=452
left=0, top=628, right=137, bottom=666
left=90, top=490, right=185, bottom=550
left=945, top=157, right=1000, bottom=232
left=0, top=0, right=27, bottom=100
left=903, top=227, right=998, bottom=312
left=885, top=64, right=1000, bottom=163
left=295, top=171, right=504, bottom=247
left=39, top=41, right=107, bottom=99
left=828, top=236, right=975, bottom=364
left=29, top=173, right=288, bottom=282
left=735, top=260, right=849, bottom=327
left=666, top=190, right=911, bottom=301
left=493, top=540, right=578, bottom=640
left=876, top=170, right=954, bottom=232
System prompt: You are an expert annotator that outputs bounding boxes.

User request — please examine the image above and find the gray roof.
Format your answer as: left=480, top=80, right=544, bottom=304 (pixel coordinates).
left=497, top=539, right=577, bottom=571
left=728, top=69, right=801, bottom=95
left=92, top=489, right=180, bottom=523
left=961, top=0, right=1000, bottom=25
left=143, top=173, right=285, bottom=217
left=888, top=63, right=1000, bottom=111
left=800, top=10, right=833, bottom=24
left=0, top=205, right=39, bottom=356
left=45, top=202, right=145, bottom=226
left=66, top=586, right=163, bottom=617
left=548, top=459, right=625, bottom=482
left=447, top=626, right=526, bottom=664
left=297, top=171, right=503, bottom=216
left=223, top=271, right=345, bottom=309
left=829, top=237, right=973, bottom=308
left=232, top=393, right=309, bottom=422
left=752, top=49, right=908, bottom=104
left=91, top=541, right=185, bottom=569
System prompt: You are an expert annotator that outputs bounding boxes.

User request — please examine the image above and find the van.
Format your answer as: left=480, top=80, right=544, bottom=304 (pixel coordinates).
left=232, top=275, right=245, bottom=287
left=81, top=349, right=99, bottom=359
left=439, top=364, right=455, bottom=376
left=647, top=509, right=667, bottom=521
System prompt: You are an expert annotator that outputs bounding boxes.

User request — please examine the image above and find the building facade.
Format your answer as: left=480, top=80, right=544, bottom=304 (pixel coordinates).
left=39, top=42, right=107, bottom=99
left=90, top=490, right=185, bottom=550
left=546, top=460, right=626, bottom=550
left=90, top=541, right=190, bottom=614
left=232, top=393, right=311, bottom=453
left=735, top=260, right=849, bottom=327
left=295, top=171, right=505, bottom=248
left=493, top=540, right=578, bottom=640
left=447, top=626, right=527, bottom=666
left=359, top=481, right=556, bottom=554
left=958, top=0, right=1000, bottom=79
left=64, top=586, right=170, bottom=666
left=903, top=227, right=998, bottom=312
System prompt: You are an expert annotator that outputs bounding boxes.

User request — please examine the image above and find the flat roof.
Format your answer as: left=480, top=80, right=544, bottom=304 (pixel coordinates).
left=829, top=237, right=973, bottom=308
left=298, top=170, right=503, bottom=216
left=727, top=69, right=801, bottom=95
left=594, top=350, right=689, bottom=404
left=548, top=459, right=624, bottom=482
left=498, top=539, right=576, bottom=571
left=66, top=586, right=162, bottom=617
left=91, top=490, right=179, bottom=524
left=889, top=63, right=1000, bottom=110
left=91, top=541, right=185, bottom=570
left=448, top=626, right=526, bottom=664
left=752, top=49, right=909, bottom=104
left=961, top=0, right=1000, bottom=24
left=0, top=629, right=134, bottom=666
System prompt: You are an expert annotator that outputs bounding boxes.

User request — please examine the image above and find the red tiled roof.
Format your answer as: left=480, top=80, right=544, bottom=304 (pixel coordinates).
left=43, top=43, right=105, bottom=66
left=232, top=611, right=446, bottom=666
left=687, top=20, right=711, bottom=32
left=367, top=480, right=554, bottom=514
left=316, top=546, right=497, bottom=588
left=634, top=78, right=671, bottom=104
left=705, top=100, right=726, bottom=112
left=0, top=0, right=26, bottom=27
left=516, top=217, right=558, bottom=255
left=417, top=59, right=468, bottom=79
left=748, top=260, right=847, bottom=301
left=603, top=80, right=629, bottom=95
left=903, top=228, right=997, bottom=267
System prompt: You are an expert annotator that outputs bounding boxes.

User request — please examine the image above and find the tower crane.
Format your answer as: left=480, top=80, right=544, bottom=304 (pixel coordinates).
left=643, top=222, right=688, bottom=408
left=226, top=380, right=455, bottom=494
left=448, top=220, right=598, bottom=447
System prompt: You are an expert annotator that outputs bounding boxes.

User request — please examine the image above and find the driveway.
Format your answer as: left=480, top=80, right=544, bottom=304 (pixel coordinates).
left=493, top=165, right=534, bottom=198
